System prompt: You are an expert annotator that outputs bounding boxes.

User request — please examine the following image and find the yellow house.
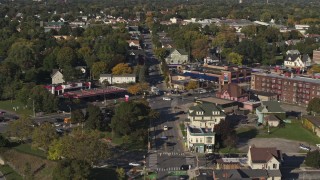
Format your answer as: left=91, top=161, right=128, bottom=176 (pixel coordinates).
left=302, top=115, right=320, bottom=137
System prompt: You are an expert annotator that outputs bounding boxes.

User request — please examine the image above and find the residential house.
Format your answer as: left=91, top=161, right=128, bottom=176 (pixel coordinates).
left=127, top=26, right=141, bottom=35
left=51, top=69, right=65, bottom=84
left=302, top=116, right=320, bottom=137
left=204, top=50, right=219, bottom=64
left=99, top=74, right=136, bottom=84
left=186, top=125, right=215, bottom=153
left=247, top=145, right=282, bottom=170
left=256, top=101, right=285, bottom=124
left=216, top=83, right=248, bottom=102
left=126, top=40, right=141, bottom=50
left=213, top=169, right=281, bottom=180
left=265, top=114, right=281, bottom=127
left=165, top=49, right=189, bottom=65
left=313, top=48, right=320, bottom=64
left=284, top=53, right=311, bottom=69
left=187, top=102, right=226, bottom=129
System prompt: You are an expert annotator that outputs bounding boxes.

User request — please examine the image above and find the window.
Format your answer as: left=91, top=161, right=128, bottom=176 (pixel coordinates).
left=273, top=164, right=277, bottom=169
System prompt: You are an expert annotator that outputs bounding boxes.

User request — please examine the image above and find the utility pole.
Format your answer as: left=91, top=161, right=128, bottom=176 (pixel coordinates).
left=33, top=99, right=35, bottom=118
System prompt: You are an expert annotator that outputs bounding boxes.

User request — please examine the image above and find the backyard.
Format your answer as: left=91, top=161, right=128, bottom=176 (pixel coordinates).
left=0, top=100, right=32, bottom=116
left=0, top=165, right=22, bottom=180
left=237, top=121, right=320, bottom=145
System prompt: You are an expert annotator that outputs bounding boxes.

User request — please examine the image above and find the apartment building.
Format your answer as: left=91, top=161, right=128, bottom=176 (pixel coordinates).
left=251, top=73, right=320, bottom=105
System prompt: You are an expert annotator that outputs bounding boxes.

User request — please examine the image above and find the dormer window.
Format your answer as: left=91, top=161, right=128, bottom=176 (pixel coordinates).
left=196, top=111, right=204, bottom=115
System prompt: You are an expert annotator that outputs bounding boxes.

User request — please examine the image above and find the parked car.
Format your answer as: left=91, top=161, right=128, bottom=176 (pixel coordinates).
left=163, top=125, right=168, bottom=131
left=180, top=165, right=190, bottom=170
left=163, top=97, right=172, bottom=101
left=178, top=111, right=185, bottom=115
left=299, top=144, right=311, bottom=151
left=129, top=162, right=141, bottom=167
left=160, top=136, right=168, bottom=140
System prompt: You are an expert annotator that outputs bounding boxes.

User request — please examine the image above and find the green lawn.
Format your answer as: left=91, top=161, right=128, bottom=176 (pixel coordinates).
left=218, top=147, right=242, bottom=153
left=180, top=123, right=186, bottom=137
left=13, top=143, right=47, bottom=159
left=0, top=100, right=32, bottom=116
left=236, top=122, right=320, bottom=145
left=257, top=122, right=320, bottom=145
left=0, top=165, right=22, bottom=180
left=102, top=132, right=123, bottom=145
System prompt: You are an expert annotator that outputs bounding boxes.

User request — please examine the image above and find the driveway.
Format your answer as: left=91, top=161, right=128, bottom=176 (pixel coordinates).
left=238, top=138, right=317, bottom=154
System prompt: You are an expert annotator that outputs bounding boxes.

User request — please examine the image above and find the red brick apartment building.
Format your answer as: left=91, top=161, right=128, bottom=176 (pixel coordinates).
left=251, top=73, right=320, bottom=106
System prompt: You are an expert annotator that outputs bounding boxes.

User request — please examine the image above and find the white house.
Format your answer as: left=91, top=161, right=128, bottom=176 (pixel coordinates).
left=247, top=145, right=282, bottom=170
left=99, top=74, right=136, bottom=84
left=284, top=54, right=311, bottom=69
left=188, top=102, right=226, bottom=129
left=165, top=49, right=189, bottom=65
left=51, top=69, right=65, bottom=84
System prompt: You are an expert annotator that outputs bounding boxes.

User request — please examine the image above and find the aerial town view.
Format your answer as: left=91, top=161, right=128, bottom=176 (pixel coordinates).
left=1, top=0, right=320, bottom=179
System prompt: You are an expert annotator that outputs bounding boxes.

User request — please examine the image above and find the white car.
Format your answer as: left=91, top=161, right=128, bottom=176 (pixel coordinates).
left=163, top=97, right=171, bottom=101
left=163, top=125, right=168, bottom=131
left=129, top=162, right=141, bottom=167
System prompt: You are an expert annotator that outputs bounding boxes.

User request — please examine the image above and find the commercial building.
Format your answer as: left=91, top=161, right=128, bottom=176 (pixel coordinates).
left=251, top=72, right=320, bottom=105
left=99, top=74, right=136, bottom=85
left=186, top=125, right=215, bottom=153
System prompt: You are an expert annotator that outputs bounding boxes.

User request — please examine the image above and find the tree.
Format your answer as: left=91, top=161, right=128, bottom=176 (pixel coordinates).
left=56, top=46, right=77, bottom=68
left=85, top=104, right=103, bottom=130
left=6, top=39, right=36, bottom=70
left=153, top=48, right=168, bottom=60
left=186, top=81, right=198, bottom=90
left=116, top=167, right=126, bottom=180
left=227, top=52, right=243, bottom=65
left=32, top=122, right=57, bottom=151
left=112, top=63, right=132, bottom=75
left=127, top=82, right=150, bottom=95
left=53, top=159, right=91, bottom=180
left=192, top=38, right=209, bottom=60
left=53, top=129, right=110, bottom=164
left=29, top=85, right=58, bottom=113
left=71, top=109, right=85, bottom=124
left=7, top=116, right=34, bottom=141
left=111, top=101, right=150, bottom=136
left=214, top=119, right=237, bottom=149
left=309, top=65, right=320, bottom=74
left=0, top=134, right=9, bottom=147
left=305, top=150, right=320, bottom=168
left=307, top=98, right=320, bottom=114
left=47, top=139, right=63, bottom=160
left=91, top=61, right=108, bottom=80
left=138, top=65, right=147, bottom=82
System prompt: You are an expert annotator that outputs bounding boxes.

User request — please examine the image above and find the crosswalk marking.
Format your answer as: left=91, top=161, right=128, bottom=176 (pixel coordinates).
left=148, top=153, right=158, bottom=170
left=156, top=167, right=182, bottom=172
left=159, top=152, right=185, bottom=156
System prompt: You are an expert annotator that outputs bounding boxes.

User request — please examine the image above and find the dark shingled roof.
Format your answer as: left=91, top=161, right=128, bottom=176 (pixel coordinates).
left=249, top=145, right=282, bottom=163
left=189, top=102, right=224, bottom=117
left=256, top=101, right=284, bottom=113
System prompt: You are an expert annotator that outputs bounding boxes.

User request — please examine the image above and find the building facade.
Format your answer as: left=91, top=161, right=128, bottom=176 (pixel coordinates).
left=186, top=125, right=215, bottom=153
left=188, top=102, right=226, bottom=129
left=251, top=73, right=320, bottom=105
left=99, top=74, right=136, bottom=84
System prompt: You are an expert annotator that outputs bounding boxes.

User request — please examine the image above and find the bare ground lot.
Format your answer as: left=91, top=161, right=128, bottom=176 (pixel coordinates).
left=238, top=138, right=317, bottom=154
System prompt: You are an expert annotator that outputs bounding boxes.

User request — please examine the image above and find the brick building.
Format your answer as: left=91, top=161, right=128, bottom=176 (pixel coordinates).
left=251, top=73, right=320, bottom=105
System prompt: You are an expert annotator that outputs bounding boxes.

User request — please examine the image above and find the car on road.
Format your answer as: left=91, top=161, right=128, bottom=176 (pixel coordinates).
left=160, top=136, right=168, bottom=140
left=163, top=125, right=168, bottom=131
left=180, top=165, right=190, bottom=170
left=128, top=162, right=142, bottom=167
left=163, top=97, right=172, bottom=101
left=299, top=144, right=311, bottom=151
left=178, top=111, right=185, bottom=115
left=54, top=122, right=62, bottom=127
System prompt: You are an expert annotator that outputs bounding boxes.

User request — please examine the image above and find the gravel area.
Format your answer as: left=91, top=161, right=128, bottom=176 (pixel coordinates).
left=238, top=138, right=317, bottom=154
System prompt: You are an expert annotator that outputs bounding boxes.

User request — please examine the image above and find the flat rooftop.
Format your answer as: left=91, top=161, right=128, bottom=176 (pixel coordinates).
left=188, top=125, right=215, bottom=135
left=253, top=72, right=320, bottom=84
left=199, top=97, right=236, bottom=105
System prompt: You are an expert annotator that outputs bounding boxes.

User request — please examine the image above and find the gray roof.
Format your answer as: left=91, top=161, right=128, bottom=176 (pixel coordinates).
left=100, top=74, right=112, bottom=77
left=257, top=101, right=284, bottom=113
left=253, top=72, right=320, bottom=84
left=284, top=54, right=300, bottom=62
left=128, top=50, right=145, bottom=56
left=189, top=102, right=224, bottom=116
left=302, top=54, right=311, bottom=62
left=169, top=48, right=188, bottom=56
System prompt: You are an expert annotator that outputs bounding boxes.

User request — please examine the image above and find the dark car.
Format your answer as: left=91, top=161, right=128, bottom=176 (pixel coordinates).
left=178, top=111, right=185, bottom=115
left=180, top=165, right=190, bottom=170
